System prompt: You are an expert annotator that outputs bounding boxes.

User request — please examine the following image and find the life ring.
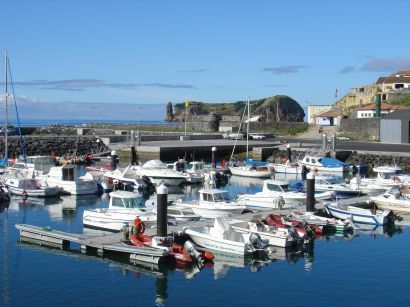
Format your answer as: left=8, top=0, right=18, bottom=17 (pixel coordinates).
left=393, top=177, right=401, bottom=183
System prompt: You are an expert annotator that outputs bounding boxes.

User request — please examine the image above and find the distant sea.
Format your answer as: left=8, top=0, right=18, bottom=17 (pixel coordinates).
left=3, top=119, right=177, bottom=127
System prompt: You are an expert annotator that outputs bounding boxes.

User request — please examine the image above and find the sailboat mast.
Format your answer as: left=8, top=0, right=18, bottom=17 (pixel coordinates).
left=4, top=51, right=8, bottom=160
left=246, top=98, right=249, bottom=160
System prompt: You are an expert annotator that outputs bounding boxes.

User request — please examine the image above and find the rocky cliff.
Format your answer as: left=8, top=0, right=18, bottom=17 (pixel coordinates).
left=166, top=95, right=305, bottom=122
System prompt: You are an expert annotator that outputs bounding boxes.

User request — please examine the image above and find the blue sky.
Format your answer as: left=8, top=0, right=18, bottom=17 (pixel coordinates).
left=1, top=0, right=410, bottom=121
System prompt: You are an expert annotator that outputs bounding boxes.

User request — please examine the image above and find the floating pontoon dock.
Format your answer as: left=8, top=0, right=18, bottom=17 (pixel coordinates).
left=15, top=224, right=171, bottom=264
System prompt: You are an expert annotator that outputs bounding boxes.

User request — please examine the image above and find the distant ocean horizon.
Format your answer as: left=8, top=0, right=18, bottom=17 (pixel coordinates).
left=2, top=118, right=177, bottom=127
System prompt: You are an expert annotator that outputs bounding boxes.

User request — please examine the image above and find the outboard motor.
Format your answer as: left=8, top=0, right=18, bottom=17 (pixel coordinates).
left=183, top=240, right=204, bottom=265
left=249, top=233, right=269, bottom=250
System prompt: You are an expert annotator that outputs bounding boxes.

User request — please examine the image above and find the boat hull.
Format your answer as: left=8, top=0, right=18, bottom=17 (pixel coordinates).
left=325, top=205, right=389, bottom=225
left=229, top=167, right=274, bottom=178
left=8, top=186, right=60, bottom=197
left=184, top=228, right=246, bottom=255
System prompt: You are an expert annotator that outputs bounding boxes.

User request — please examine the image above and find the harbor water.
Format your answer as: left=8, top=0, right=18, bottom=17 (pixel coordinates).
left=1, top=173, right=410, bottom=306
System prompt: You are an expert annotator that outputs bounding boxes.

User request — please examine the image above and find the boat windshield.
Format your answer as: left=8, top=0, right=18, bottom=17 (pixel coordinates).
left=266, top=183, right=287, bottom=192
left=394, top=170, right=405, bottom=175
left=112, top=196, right=145, bottom=208
left=213, top=192, right=230, bottom=201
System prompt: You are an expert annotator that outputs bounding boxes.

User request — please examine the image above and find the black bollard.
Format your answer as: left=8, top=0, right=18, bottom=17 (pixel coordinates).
left=156, top=184, right=168, bottom=237
left=301, top=165, right=308, bottom=180
left=286, top=144, right=292, bottom=163
left=110, top=150, right=118, bottom=170
left=306, top=172, right=315, bottom=212
left=130, top=146, right=137, bottom=165
left=211, top=146, right=217, bottom=169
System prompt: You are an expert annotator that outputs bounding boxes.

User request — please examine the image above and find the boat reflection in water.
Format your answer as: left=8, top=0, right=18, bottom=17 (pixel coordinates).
left=207, top=243, right=313, bottom=279
left=8, top=193, right=101, bottom=221
left=228, top=175, right=265, bottom=188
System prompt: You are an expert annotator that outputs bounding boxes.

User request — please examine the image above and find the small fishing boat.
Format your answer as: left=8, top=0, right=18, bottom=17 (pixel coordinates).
left=229, top=219, right=303, bottom=247
left=325, top=203, right=393, bottom=225
left=289, top=211, right=356, bottom=232
left=5, top=176, right=60, bottom=197
left=370, top=189, right=410, bottom=213
left=298, top=150, right=350, bottom=173
left=263, top=214, right=318, bottom=238
left=41, top=164, right=98, bottom=195
left=183, top=217, right=275, bottom=255
left=237, top=179, right=334, bottom=208
left=83, top=190, right=157, bottom=231
left=175, top=188, right=244, bottom=219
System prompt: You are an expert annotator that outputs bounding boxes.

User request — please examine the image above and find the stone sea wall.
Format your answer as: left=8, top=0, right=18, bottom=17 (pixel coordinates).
left=0, top=136, right=105, bottom=158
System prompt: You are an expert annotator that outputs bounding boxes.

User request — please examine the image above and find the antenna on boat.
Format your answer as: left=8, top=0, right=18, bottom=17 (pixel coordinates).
left=246, top=97, right=250, bottom=161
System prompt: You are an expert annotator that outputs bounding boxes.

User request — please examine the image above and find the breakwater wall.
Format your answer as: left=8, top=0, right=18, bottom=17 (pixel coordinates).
left=0, top=136, right=104, bottom=158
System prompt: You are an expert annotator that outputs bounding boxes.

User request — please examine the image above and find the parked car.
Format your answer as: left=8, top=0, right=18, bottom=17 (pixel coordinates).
left=249, top=133, right=266, bottom=140
left=223, top=132, right=245, bottom=140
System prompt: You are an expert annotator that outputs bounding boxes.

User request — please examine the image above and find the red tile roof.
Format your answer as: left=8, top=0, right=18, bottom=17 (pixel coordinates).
left=316, top=109, right=342, bottom=117
left=357, top=102, right=410, bottom=111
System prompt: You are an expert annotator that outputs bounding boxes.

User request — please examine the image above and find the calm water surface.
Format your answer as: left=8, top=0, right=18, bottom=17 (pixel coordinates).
left=1, top=174, right=410, bottom=306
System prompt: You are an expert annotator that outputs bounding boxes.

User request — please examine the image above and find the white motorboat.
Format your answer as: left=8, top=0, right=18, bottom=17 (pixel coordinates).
left=166, top=160, right=205, bottom=183
left=229, top=219, right=303, bottom=247
left=325, top=203, right=393, bottom=225
left=5, top=175, right=60, bottom=197
left=347, top=175, right=388, bottom=195
left=359, top=166, right=409, bottom=188
left=41, top=164, right=98, bottom=195
left=104, top=166, right=151, bottom=192
left=314, top=175, right=362, bottom=197
left=298, top=150, right=350, bottom=173
left=237, top=179, right=334, bottom=208
left=183, top=217, right=275, bottom=255
left=175, top=188, right=244, bottom=219
left=370, top=189, right=410, bottom=213
left=83, top=190, right=157, bottom=231
left=135, top=160, right=190, bottom=186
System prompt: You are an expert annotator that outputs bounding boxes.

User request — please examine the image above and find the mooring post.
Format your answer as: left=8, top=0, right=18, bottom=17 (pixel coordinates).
left=286, top=144, right=292, bottom=163
left=111, top=150, right=118, bottom=170
left=130, top=146, right=137, bottom=165
left=322, top=133, right=327, bottom=150
left=306, top=172, right=315, bottom=212
left=156, top=184, right=168, bottom=237
left=331, top=133, right=336, bottom=151
left=137, top=129, right=141, bottom=146
left=212, top=146, right=217, bottom=169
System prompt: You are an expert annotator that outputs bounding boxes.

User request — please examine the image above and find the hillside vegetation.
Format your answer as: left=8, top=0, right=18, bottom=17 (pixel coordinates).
left=169, top=95, right=305, bottom=122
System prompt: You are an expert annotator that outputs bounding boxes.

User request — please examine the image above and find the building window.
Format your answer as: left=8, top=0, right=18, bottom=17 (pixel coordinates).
left=382, top=94, right=387, bottom=101
left=395, top=84, right=404, bottom=89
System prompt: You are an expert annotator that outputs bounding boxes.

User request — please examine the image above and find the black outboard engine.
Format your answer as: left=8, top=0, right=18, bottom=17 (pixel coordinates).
left=142, top=175, right=155, bottom=190
left=249, top=233, right=269, bottom=249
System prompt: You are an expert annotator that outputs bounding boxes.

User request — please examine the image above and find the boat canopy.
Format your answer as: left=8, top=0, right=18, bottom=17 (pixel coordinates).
left=320, top=158, right=350, bottom=168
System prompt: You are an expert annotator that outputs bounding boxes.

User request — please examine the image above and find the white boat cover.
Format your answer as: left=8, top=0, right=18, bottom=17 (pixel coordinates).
left=210, top=217, right=245, bottom=242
